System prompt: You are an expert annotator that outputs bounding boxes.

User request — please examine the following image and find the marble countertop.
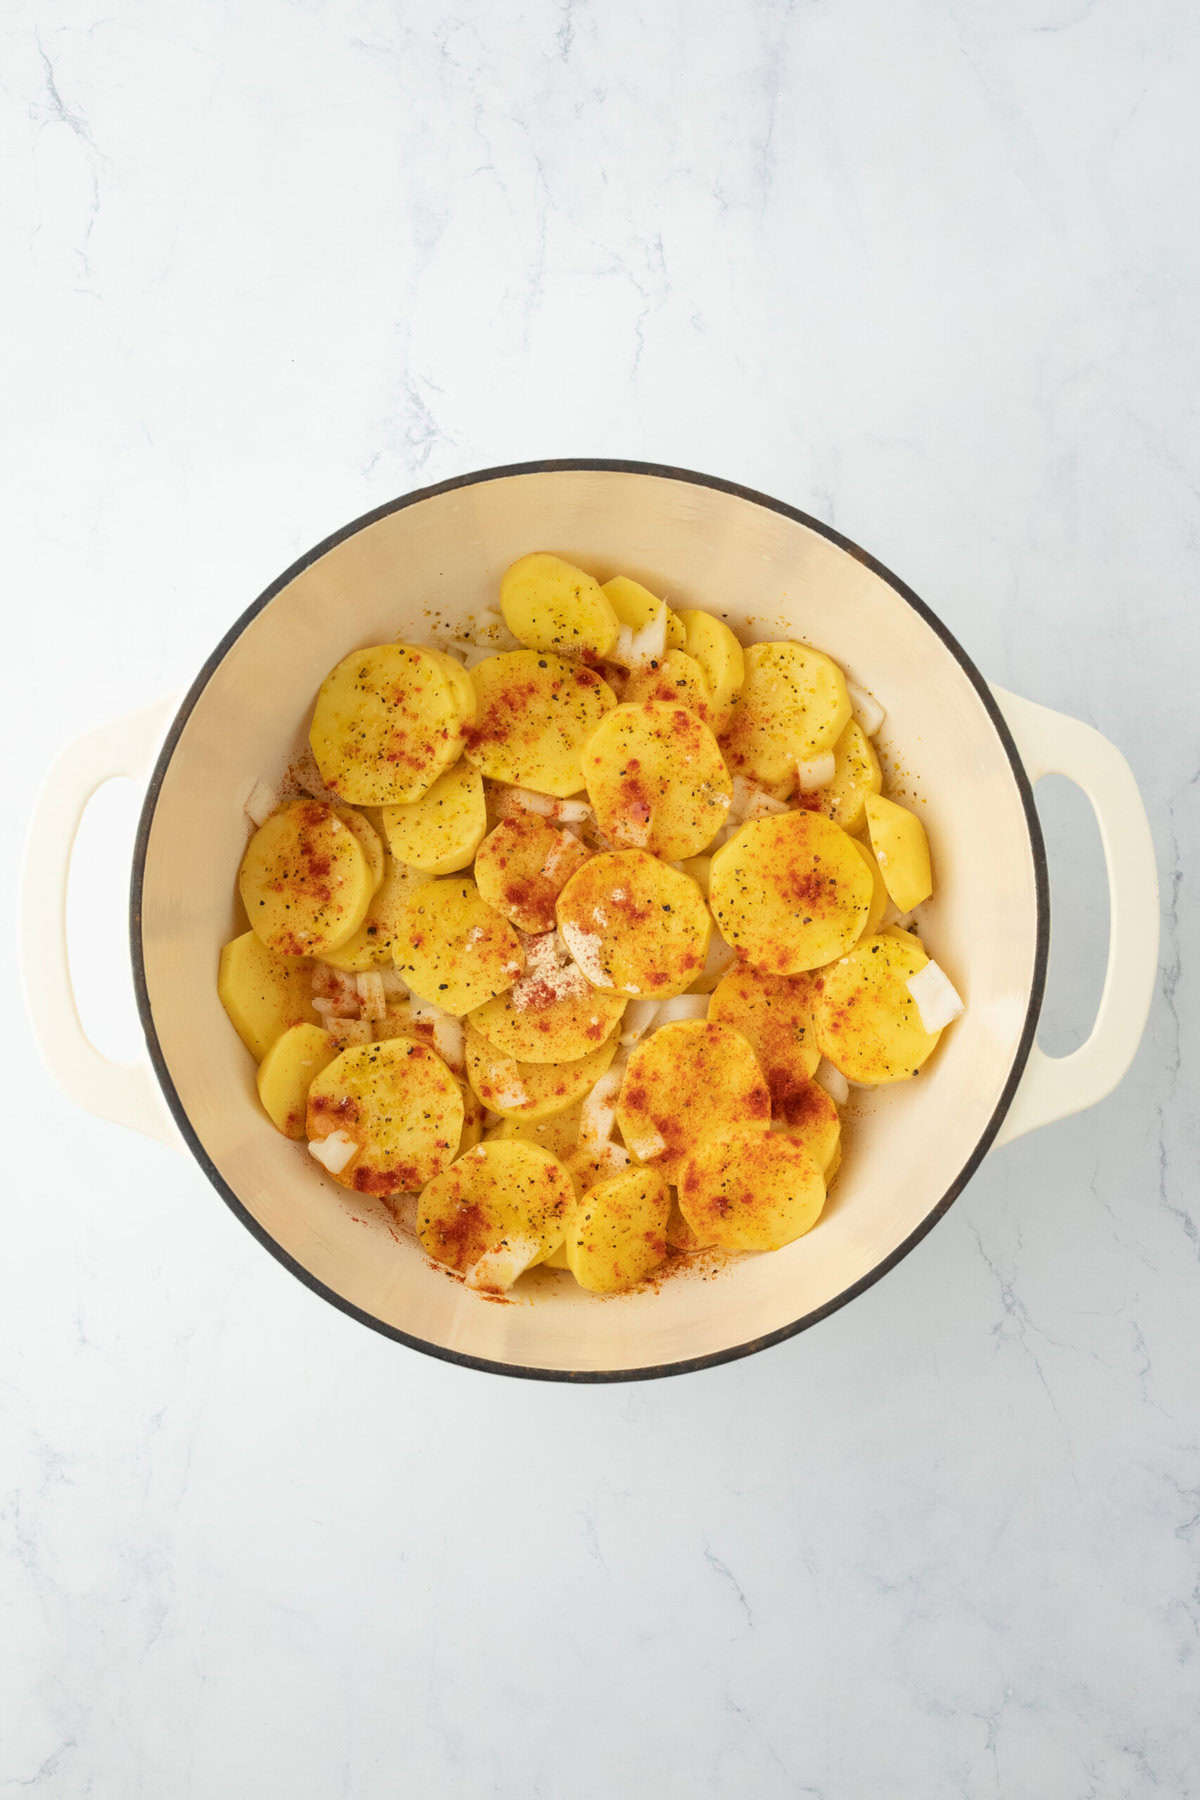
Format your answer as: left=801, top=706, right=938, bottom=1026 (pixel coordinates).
left=3, top=1, right=1196, bottom=1794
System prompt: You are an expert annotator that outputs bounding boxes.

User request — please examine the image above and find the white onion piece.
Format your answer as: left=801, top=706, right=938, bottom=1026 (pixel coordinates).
left=619, top=998, right=661, bottom=1047
left=847, top=683, right=886, bottom=736
left=655, top=993, right=710, bottom=1026
left=580, top=1067, right=623, bottom=1149
left=490, top=1081, right=529, bottom=1111
left=244, top=778, right=280, bottom=827
left=465, top=1236, right=542, bottom=1292
left=796, top=752, right=836, bottom=793
left=744, top=787, right=792, bottom=819
left=588, top=1141, right=631, bottom=1176
left=607, top=604, right=669, bottom=671
left=308, top=1130, right=357, bottom=1174
left=906, top=961, right=965, bottom=1033
left=622, top=1122, right=667, bottom=1161
left=493, top=785, right=593, bottom=825
left=355, top=972, right=387, bottom=1021
left=814, top=1060, right=850, bottom=1107
left=378, top=967, right=408, bottom=999
left=432, top=1016, right=465, bottom=1071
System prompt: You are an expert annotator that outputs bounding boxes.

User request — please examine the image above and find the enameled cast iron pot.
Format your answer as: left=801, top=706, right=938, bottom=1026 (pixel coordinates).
left=22, top=463, right=1159, bottom=1381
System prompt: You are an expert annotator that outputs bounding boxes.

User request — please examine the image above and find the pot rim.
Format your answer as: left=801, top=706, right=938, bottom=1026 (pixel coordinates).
left=129, top=458, right=1050, bottom=1382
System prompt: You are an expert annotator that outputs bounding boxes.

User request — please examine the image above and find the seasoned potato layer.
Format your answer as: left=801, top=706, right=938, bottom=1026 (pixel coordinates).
left=679, top=1125, right=826, bottom=1252
left=418, top=1139, right=574, bottom=1288
left=811, top=931, right=943, bottom=1083
left=709, top=810, right=872, bottom=974
left=463, top=650, right=616, bottom=796
left=307, top=1038, right=464, bottom=1195
left=310, top=643, right=470, bottom=805
left=616, top=1019, right=770, bottom=1183
left=582, top=701, right=732, bottom=860
left=556, top=849, right=711, bottom=998
left=239, top=800, right=374, bottom=957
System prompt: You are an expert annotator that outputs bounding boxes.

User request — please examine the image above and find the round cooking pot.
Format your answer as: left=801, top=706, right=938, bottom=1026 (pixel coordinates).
left=22, top=462, right=1158, bottom=1381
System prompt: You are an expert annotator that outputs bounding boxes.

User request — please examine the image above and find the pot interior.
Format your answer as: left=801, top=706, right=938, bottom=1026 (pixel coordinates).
left=137, top=467, right=1042, bottom=1376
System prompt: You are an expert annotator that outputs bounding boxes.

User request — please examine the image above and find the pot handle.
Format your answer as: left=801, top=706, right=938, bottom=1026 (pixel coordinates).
left=989, top=686, right=1158, bottom=1147
left=20, top=698, right=181, bottom=1147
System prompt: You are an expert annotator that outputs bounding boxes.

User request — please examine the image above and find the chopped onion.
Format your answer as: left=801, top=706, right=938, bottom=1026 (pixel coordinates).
left=244, top=778, right=280, bottom=827
left=406, top=994, right=465, bottom=1070
left=355, top=972, right=386, bottom=1021
left=465, top=1236, right=542, bottom=1292
left=588, top=1140, right=631, bottom=1176
left=607, top=604, right=668, bottom=671
left=378, top=967, right=408, bottom=999
left=308, top=1130, right=357, bottom=1174
left=728, top=775, right=790, bottom=823
left=847, top=683, right=886, bottom=736
left=619, top=998, right=661, bottom=1047
left=580, top=1068, right=622, bottom=1149
left=796, top=752, right=836, bottom=793
left=622, top=1122, right=667, bottom=1161
left=745, top=788, right=792, bottom=819
left=492, top=784, right=593, bottom=825
left=814, top=1060, right=850, bottom=1107
left=655, top=993, right=710, bottom=1026
left=906, top=961, right=965, bottom=1033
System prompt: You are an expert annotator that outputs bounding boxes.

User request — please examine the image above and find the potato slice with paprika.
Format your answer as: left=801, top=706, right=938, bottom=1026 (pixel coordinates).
left=418, top=1139, right=574, bottom=1289
left=473, top=814, right=591, bottom=934
left=486, top=1100, right=584, bottom=1159
left=317, top=854, right=419, bottom=973
left=239, top=800, right=374, bottom=958
left=602, top=575, right=686, bottom=649
left=772, top=1078, right=841, bottom=1171
left=465, top=1024, right=620, bottom=1120
left=256, top=1023, right=338, bottom=1138
left=464, top=650, right=616, bottom=797
left=556, top=849, right=711, bottom=999
left=709, top=810, right=871, bottom=975
left=309, top=643, right=470, bottom=805
left=218, top=930, right=317, bottom=1059
left=331, top=804, right=386, bottom=891
left=850, top=835, right=889, bottom=940
left=582, top=701, right=731, bottom=860
left=817, top=719, right=882, bottom=835
left=675, top=609, right=745, bottom=733
left=864, top=794, right=934, bottom=912
left=707, top=965, right=821, bottom=1112
left=810, top=931, right=943, bottom=1084
left=722, top=641, right=851, bottom=783
left=678, top=1125, right=826, bottom=1252
left=380, top=763, right=487, bottom=875
left=500, top=552, right=620, bottom=660
left=306, top=1038, right=464, bottom=1195
left=392, top=877, right=524, bottom=1015
left=470, top=952, right=627, bottom=1064
left=564, top=1165, right=670, bottom=1293
left=624, top=649, right=712, bottom=721
left=616, top=1019, right=770, bottom=1184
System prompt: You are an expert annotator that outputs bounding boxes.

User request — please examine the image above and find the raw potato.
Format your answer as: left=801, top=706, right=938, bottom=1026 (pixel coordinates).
left=500, top=552, right=620, bottom=659
left=464, top=650, right=616, bottom=796
left=309, top=643, right=470, bottom=805
left=487, top=1101, right=584, bottom=1160
left=318, top=854, right=419, bottom=973
left=393, top=878, right=524, bottom=1014
left=564, top=1166, right=670, bottom=1293
left=602, top=576, right=686, bottom=650
left=239, top=801, right=374, bottom=957
left=583, top=701, right=731, bottom=860
left=864, top=794, right=934, bottom=912
left=850, top=836, right=889, bottom=940
left=616, top=1019, right=771, bottom=1183
left=773, top=1078, right=841, bottom=1171
left=722, top=641, right=851, bottom=782
left=556, top=849, right=711, bottom=999
left=256, top=1023, right=338, bottom=1138
left=306, top=1038, right=464, bottom=1194
left=465, top=1024, right=620, bottom=1120
left=218, top=931, right=317, bottom=1059
left=425, top=646, right=477, bottom=720
left=470, top=968, right=627, bottom=1064
left=678, top=853, right=711, bottom=897
left=332, top=805, right=386, bottom=890
left=818, top=720, right=882, bottom=834
left=473, top=814, right=591, bottom=934
left=709, top=811, right=872, bottom=974
left=676, top=609, right=745, bottom=733
left=678, top=1125, right=825, bottom=1252
left=381, top=763, right=487, bottom=875
left=459, top=1082, right=485, bottom=1153
left=624, top=649, right=712, bottom=720
left=707, top=965, right=821, bottom=1115
left=418, top=1139, right=574, bottom=1286
left=811, top=931, right=943, bottom=1083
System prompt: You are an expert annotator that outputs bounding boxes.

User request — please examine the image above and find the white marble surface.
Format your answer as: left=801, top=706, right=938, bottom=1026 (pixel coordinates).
left=3, top=1, right=1198, bottom=1794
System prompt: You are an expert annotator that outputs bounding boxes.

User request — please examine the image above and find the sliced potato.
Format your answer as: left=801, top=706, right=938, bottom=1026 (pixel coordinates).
left=473, top=814, right=591, bottom=934
left=500, top=553, right=619, bottom=659
left=864, top=794, right=934, bottom=912
left=458, top=1082, right=485, bottom=1152
left=463, top=650, right=616, bottom=796
left=678, top=1125, right=825, bottom=1251
left=772, top=1078, right=841, bottom=1171
left=417, top=1139, right=573, bottom=1287
left=616, top=1019, right=770, bottom=1183
left=564, top=1165, right=670, bottom=1293
left=331, top=805, right=386, bottom=891
left=309, top=643, right=470, bottom=805
left=818, top=720, right=882, bottom=834
left=582, top=701, right=731, bottom=860
left=317, top=854, right=419, bottom=973
left=465, top=1024, right=619, bottom=1120
left=602, top=576, right=686, bottom=650
left=707, top=965, right=821, bottom=1116
left=256, top=1023, right=338, bottom=1138
left=392, top=877, right=524, bottom=1015
left=810, top=931, right=942, bottom=1083
left=487, top=1101, right=584, bottom=1159
left=542, top=1241, right=571, bottom=1269
left=676, top=609, right=745, bottom=733
left=470, top=967, right=627, bottom=1064
left=556, top=849, right=711, bottom=999
left=307, top=1038, right=464, bottom=1194
left=239, top=801, right=374, bottom=957
left=709, top=811, right=872, bottom=975
left=678, top=853, right=711, bottom=897
left=380, top=763, right=487, bottom=875
left=722, top=642, right=851, bottom=782
left=218, top=931, right=317, bottom=1059
left=624, top=649, right=712, bottom=721
left=425, top=646, right=477, bottom=720
left=850, top=836, right=889, bottom=939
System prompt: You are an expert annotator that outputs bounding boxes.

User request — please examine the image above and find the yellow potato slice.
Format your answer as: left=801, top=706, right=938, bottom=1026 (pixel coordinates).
left=772, top=1079, right=841, bottom=1171
left=722, top=642, right=851, bottom=782
left=463, top=650, right=616, bottom=797
left=500, top=552, right=619, bottom=659
left=307, top=1038, right=464, bottom=1195
left=556, top=849, right=711, bottom=999
left=543, top=1241, right=571, bottom=1269
left=459, top=1082, right=485, bottom=1153
left=709, top=811, right=872, bottom=975
left=811, top=931, right=943, bottom=1083
left=582, top=702, right=732, bottom=861
left=487, top=1100, right=584, bottom=1160
left=317, top=854, right=419, bottom=973
left=392, top=878, right=524, bottom=1015
left=473, top=814, right=591, bottom=934
left=309, top=643, right=470, bottom=805
left=465, top=1024, right=619, bottom=1120
left=425, top=646, right=477, bottom=720
left=676, top=609, right=745, bottom=733
left=418, top=1139, right=574, bottom=1288
left=818, top=720, right=882, bottom=834
left=564, top=1165, right=670, bottom=1293
left=380, top=763, right=486, bottom=875
left=331, top=805, right=385, bottom=891
left=256, top=1023, right=338, bottom=1138
left=707, top=965, right=821, bottom=1117
left=616, top=1019, right=770, bottom=1183
left=678, top=853, right=712, bottom=897
left=470, top=962, right=627, bottom=1064
left=678, top=1124, right=825, bottom=1251
left=850, top=836, right=889, bottom=939
left=218, top=931, right=318, bottom=1059
left=239, top=801, right=373, bottom=957
left=864, top=794, right=934, bottom=912
left=602, top=576, right=686, bottom=650
left=624, top=649, right=712, bottom=721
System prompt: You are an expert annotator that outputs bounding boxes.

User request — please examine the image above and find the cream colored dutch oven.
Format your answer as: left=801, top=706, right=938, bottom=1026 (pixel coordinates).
left=22, top=463, right=1159, bottom=1381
